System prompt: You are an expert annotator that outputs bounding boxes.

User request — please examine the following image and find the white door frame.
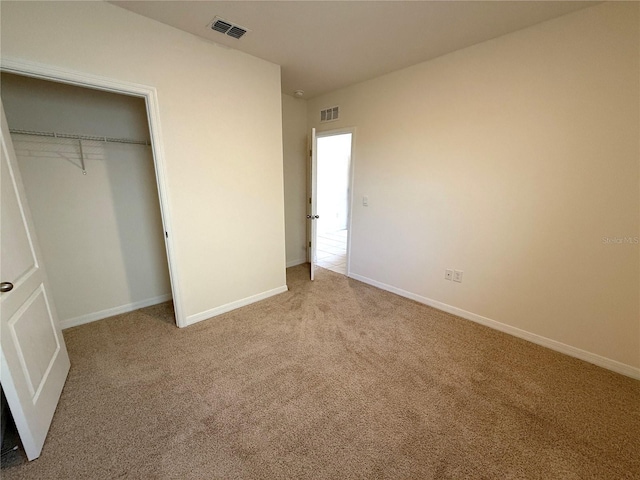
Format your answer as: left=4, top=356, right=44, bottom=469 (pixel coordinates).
left=309, top=128, right=317, bottom=280
left=314, top=127, right=356, bottom=276
left=0, top=57, right=186, bottom=327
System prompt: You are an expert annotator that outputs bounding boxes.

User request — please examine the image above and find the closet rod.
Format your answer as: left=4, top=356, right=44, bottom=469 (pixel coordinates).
left=9, top=128, right=151, bottom=146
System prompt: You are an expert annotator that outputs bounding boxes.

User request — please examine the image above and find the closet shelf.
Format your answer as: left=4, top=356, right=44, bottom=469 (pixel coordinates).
left=9, top=129, right=151, bottom=146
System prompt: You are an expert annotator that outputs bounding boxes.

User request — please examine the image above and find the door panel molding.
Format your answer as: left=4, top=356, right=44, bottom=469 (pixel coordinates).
left=8, top=285, right=61, bottom=402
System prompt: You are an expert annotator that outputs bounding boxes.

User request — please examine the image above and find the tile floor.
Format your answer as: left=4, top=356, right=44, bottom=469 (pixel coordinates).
left=316, top=229, right=347, bottom=275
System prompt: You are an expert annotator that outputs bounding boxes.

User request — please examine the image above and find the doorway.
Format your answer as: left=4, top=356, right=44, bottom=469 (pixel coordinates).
left=315, top=131, right=353, bottom=276
left=0, top=72, right=177, bottom=328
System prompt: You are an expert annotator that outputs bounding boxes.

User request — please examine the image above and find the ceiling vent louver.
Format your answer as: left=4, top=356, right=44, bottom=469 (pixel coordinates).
left=320, top=106, right=340, bottom=123
left=227, top=26, right=247, bottom=39
left=209, top=17, right=249, bottom=40
left=211, top=19, right=232, bottom=34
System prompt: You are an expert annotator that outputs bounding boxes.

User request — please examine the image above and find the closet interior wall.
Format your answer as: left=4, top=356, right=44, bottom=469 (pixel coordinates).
left=1, top=73, right=172, bottom=328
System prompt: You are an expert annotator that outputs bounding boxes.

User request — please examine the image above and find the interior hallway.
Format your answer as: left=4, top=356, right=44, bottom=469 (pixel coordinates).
left=316, top=229, right=347, bottom=275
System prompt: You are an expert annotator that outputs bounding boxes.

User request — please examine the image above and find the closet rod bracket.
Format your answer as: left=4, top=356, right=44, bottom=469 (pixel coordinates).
left=78, top=139, right=87, bottom=175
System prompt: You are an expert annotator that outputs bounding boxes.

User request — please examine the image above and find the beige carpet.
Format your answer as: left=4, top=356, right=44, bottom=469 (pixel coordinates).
left=3, top=265, right=639, bottom=479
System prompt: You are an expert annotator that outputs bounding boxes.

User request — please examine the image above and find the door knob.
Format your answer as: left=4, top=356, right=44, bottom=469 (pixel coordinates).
left=0, top=282, right=14, bottom=293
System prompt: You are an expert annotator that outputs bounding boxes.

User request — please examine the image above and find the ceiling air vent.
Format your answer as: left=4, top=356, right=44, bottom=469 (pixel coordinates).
left=209, top=17, right=249, bottom=39
left=211, top=19, right=233, bottom=34
left=320, top=106, right=340, bottom=123
left=227, top=26, right=247, bottom=39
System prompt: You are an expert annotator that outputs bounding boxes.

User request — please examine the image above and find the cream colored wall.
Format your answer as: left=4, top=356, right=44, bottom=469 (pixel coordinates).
left=1, top=1, right=287, bottom=324
left=307, top=3, right=640, bottom=371
left=281, top=94, right=308, bottom=266
left=14, top=140, right=171, bottom=325
left=1, top=73, right=171, bottom=326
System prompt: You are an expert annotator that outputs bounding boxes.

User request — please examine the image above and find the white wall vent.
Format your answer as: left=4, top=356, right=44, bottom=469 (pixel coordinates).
left=209, top=17, right=249, bottom=39
left=320, top=106, right=340, bottom=123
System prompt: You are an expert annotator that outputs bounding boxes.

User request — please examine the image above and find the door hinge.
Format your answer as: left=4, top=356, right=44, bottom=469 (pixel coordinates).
left=165, top=231, right=168, bottom=238
left=309, top=241, right=311, bottom=247
left=310, top=149, right=312, bottom=157
left=309, top=197, right=311, bottom=204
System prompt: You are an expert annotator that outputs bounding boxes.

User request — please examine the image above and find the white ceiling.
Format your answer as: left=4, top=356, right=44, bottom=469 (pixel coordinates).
left=111, top=1, right=597, bottom=99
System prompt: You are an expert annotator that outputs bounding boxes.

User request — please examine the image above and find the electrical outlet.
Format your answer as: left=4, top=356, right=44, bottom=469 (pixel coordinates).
left=444, top=269, right=453, bottom=280
left=453, top=270, right=463, bottom=283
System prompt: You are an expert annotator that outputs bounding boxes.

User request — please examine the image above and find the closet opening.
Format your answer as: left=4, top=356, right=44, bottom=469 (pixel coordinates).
left=0, top=72, right=177, bottom=328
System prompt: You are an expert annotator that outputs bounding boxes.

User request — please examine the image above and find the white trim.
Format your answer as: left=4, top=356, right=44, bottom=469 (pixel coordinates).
left=60, top=294, right=173, bottom=330
left=185, top=285, right=288, bottom=326
left=0, top=56, right=187, bottom=328
left=316, top=126, right=357, bottom=138
left=286, top=258, right=307, bottom=268
left=1, top=57, right=153, bottom=97
left=348, top=272, right=640, bottom=380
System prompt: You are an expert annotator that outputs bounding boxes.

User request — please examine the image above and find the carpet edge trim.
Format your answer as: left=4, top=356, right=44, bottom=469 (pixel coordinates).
left=60, top=294, right=173, bottom=330
left=185, top=285, right=289, bottom=326
left=348, top=273, right=640, bottom=380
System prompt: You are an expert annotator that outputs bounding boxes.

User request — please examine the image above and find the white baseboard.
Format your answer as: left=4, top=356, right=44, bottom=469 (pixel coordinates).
left=60, top=294, right=173, bottom=330
left=348, top=273, right=640, bottom=380
left=286, top=258, right=307, bottom=268
left=185, top=285, right=288, bottom=326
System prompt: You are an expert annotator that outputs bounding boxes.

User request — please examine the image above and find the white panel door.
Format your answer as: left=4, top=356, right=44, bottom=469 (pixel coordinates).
left=0, top=102, right=70, bottom=461
left=308, top=128, right=318, bottom=280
